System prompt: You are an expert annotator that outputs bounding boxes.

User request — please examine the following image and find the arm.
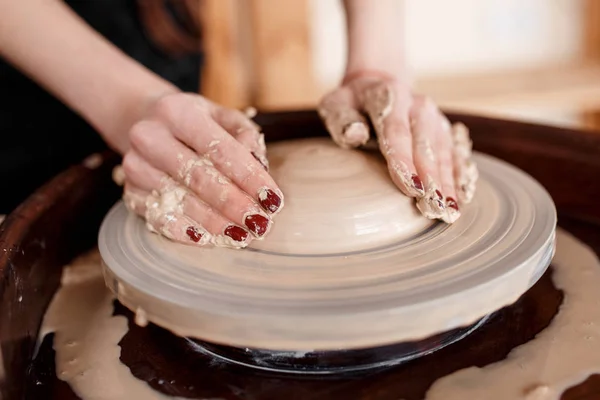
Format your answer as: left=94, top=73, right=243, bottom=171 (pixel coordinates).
left=342, top=0, right=406, bottom=79
left=318, top=0, right=476, bottom=223
left=0, top=0, right=282, bottom=247
left=0, top=0, right=177, bottom=154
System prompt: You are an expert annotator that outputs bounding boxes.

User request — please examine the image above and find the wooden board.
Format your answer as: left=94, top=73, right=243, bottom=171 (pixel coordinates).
left=199, top=0, right=252, bottom=109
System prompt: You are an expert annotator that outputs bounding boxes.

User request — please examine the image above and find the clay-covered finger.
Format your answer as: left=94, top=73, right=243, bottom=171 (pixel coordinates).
left=359, top=80, right=424, bottom=198
left=318, top=86, right=370, bottom=149
left=451, top=122, right=478, bottom=204
left=122, top=182, right=212, bottom=246
left=181, top=193, right=252, bottom=247
left=122, top=152, right=213, bottom=244
left=152, top=94, right=284, bottom=215
left=435, top=113, right=460, bottom=223
left=408, top=96, right=446, bottom=219
left=211, top=106, right=269, bottom=170
left=122, top=152, right=252, bottom=247
left=129, top=120, right=271, bottom=239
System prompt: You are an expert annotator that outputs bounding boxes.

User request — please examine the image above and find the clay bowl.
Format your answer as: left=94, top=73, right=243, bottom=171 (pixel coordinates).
left=2, top=110, right=600, bottom=400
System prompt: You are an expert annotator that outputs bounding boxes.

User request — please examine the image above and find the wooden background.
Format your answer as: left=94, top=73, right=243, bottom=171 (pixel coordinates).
left=199, top=0, right=600, bottom=130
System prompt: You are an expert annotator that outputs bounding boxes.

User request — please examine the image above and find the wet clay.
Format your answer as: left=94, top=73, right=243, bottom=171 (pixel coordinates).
left=425, top=228, right=600, bottom=400
left=37, top=251, right=193, bottom=400
left=38, top=228, right=600, bottom=399
left=249, top=138, right=433, bottom=254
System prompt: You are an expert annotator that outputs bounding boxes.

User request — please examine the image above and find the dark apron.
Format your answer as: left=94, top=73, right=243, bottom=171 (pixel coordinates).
left=0, top=0, right=202, bottom=213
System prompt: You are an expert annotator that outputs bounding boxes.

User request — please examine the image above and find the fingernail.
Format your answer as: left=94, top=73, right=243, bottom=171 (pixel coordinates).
left=186, top=226, right=204, bottom=243
left=446, top=197, right=459, bottom=211
left=224, top=225, right=249, bottom=242
left=411, top=174, right=424, bottom=195
left=443, top=197, right=461, bottom=224
left=252, top=152, right=269, bottom=171
left=245, top=214, right=270, bottom=237
left=416, top=178, right=446, bottom=220
left=258, top=188, right=282, bottom=214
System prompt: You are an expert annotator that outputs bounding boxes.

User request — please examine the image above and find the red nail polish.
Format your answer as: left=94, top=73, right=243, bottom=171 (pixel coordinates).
left=435, top=189, right=443, bottom=201
left=224, top=225, right=249, bottom=242
left=446, top=197, right=459, bottom=211
left=252, top=152, right=269, bottom=171
left=186, top=226, right=203, bottom=243
left=411, top=174, right=424, bottom=192
left=258, top=189, right=282, bottom=213
left=245, top=214, right=270, bottom=237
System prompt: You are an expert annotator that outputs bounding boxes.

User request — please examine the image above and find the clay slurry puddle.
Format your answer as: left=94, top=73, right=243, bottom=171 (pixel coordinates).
left=26, top=229, right=600, bottom=400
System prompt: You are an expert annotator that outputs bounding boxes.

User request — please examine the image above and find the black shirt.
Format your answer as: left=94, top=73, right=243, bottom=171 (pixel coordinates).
left=0, top=0, right=202, bottom=213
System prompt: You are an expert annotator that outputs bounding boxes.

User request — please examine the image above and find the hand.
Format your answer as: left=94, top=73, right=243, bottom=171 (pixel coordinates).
left=118, top=92, right=284, bottom=248
left=318, top=71, right=477, bottom=223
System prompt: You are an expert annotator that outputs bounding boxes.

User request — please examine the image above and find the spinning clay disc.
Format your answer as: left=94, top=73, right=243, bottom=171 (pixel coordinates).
left=99, top=137, right=557, bottom=351
left=250, top=139, right=434, bottom=254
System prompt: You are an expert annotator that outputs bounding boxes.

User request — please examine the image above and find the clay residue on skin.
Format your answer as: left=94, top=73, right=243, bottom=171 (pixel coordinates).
left=362, top=81, right=393, bottom=142
left=361, top=82, right=427, bottom=201
left=82, top=153, right=104, bottom=170
left=179, top=157, right=217, bottom=187
left=210, top=234, right=249, bottom=249
left=253, top=133, right=270, bottom=169
left=145, top=185, right=188, bottom=238
left=443, top=203, right=461, bottom=224
left=144, top=181, right=248, bottom=249
left=112, top=165, right=125, bottom=187
left=243, top=106, right=257, bottom=118
left=37, top=251, right=195, bottom=400
left=139, top=181, right=212, bottom=247
left=452, top=122, right=478, bottom=204
left=388, top=160, right=423, bottom=198
left=317, top=90, right=370, bottom=149
left=426, top=229, right=600, bottom=399
left=257, top=187, right=285, bottom=216
left=416, top=175, right=446, bottom=219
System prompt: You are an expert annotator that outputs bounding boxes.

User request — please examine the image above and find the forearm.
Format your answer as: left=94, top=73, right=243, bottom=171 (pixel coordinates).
left=0, top=0, right=178, bottom=153
left=342, top=0, right=406, bottom=78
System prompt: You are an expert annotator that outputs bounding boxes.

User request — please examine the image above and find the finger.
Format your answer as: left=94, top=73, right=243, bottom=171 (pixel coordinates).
left=123, top=182, right=212, bottom=246
left=408, top=96, right=446, bottom=220
left=122, top=152, right=252, bottom=247
left=129, top=120, right=271, bottom=239
left=318, top=86, right=370, bottom=149
left=237, top=129, right=269, bottom=171
left=359, top=80, right=425, bottom=198
left=182, top=193, right=252, bottom=247
left=451, top=122, right=478, bottom=204
left=153, top=95, right=284, bottom=215
left=436, top=113, right=460, bottom=223
left=211, top=106, right=269, bottom=171
left=122, top=151, right=212, bottom=245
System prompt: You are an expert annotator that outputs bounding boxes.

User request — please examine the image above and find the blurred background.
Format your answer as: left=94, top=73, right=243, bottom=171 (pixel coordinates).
left=201, top=0, right=600, bottom=130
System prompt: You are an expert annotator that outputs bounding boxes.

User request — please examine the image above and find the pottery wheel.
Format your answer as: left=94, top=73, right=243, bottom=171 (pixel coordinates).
left=98, top=137, right=556, bottom=352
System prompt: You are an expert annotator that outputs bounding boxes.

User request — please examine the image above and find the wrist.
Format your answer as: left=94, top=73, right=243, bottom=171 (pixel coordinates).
left=342, top=0, right=407, bottom=84
left=342, top=66, right=412, bottom=88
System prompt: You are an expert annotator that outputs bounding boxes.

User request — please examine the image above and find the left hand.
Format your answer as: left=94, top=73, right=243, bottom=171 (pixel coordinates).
left=318, top=71, right=478, bottom=223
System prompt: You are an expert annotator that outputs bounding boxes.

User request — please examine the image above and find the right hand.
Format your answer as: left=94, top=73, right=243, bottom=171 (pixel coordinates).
left=118, top=92, right=284, bottom=248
